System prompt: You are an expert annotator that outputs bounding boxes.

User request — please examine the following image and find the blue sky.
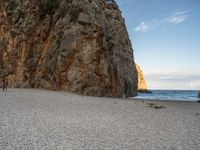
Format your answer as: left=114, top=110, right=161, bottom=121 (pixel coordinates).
left=116, top=0, right=200, bottom=90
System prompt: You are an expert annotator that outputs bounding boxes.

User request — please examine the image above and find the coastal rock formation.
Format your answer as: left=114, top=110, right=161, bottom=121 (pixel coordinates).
left=136, top=64, right=151, bottom=93
left=198, top=91, right=200, bottom=98
left=0, top=0, right=137, bottom=97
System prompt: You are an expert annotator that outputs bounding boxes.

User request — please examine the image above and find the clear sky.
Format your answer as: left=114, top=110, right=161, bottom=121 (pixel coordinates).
left=116, top=0, right=200, bottom=90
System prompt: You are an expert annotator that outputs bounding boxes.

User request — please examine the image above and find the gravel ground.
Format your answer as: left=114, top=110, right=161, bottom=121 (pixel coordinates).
left=0, top=89, right=200, bottom=150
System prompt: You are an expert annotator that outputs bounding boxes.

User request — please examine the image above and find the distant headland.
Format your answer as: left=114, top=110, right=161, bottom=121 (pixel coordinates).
left=136, top=64, right=152, bottom=93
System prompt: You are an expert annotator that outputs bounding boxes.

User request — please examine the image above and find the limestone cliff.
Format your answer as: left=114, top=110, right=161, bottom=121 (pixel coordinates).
left=0, top=0, right=137, bottom=97
left=136, top=64, right=149, bottom=92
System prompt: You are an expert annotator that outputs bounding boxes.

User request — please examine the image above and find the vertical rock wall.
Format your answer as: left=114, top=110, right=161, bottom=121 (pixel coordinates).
left=0, top=0, right=137, bottom=97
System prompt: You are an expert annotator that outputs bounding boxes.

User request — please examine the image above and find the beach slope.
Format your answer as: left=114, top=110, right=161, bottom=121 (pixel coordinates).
left=0, top=89, right=200, bottom=150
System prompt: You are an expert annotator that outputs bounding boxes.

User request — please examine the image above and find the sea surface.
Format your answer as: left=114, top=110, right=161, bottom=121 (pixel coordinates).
left=133, top=90, right=200, bottom=101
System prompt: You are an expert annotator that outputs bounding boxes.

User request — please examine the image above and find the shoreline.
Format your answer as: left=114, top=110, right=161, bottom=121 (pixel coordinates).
left=131, top=97, right=199, bottom=103
left=2, top=88, right=199, bottom=102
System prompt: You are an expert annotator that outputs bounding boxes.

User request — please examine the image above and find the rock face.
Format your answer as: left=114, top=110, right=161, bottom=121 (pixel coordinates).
left=0, top=0, right=137, bottom=97
left=136, top=64, right=150, bottom=92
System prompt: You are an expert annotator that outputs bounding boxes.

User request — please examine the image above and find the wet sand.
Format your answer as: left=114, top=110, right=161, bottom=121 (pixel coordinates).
left=0, top=89, right=200, bottom=150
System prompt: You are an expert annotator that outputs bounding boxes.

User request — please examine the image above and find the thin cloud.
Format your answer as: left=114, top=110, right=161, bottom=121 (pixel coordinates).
left=134, top=19, right=162, bottom=32
left=190, top=81, right=200, bottom=89
left=145, top=70, right=200, bottom=81
left=166, top=10, right=189, bottom=24
left=144, top=70, right=200, bottom=89
left=168, top=15, right=187, bottom=24
left=134, top=10, right=189, bottom=32
left=134, top=22, right=150, bottom=32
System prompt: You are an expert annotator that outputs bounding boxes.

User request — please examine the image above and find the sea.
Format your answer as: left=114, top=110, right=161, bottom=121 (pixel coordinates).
left=133, top=90, right=200, bottom=102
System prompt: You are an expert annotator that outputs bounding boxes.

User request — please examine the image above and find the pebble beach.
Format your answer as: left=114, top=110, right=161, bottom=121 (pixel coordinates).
left=0, top=89, right=200, bottom=150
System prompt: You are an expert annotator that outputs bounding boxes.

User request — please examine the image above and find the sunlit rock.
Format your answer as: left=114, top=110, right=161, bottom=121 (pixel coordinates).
left=136, top=64, right=152, bottom=93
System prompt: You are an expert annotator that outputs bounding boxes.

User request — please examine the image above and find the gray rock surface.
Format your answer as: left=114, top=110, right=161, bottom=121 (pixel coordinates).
left=0, top=0, right=137, bottom=97
left=0, top=89, right=200, bottom=150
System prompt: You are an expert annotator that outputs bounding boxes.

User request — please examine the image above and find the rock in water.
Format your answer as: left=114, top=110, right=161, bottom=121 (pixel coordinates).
left=136, top=64, right=151, bottom=93
left=198, top=91, right=200, bottom=98
left=0, top=0, right=137, bottom=97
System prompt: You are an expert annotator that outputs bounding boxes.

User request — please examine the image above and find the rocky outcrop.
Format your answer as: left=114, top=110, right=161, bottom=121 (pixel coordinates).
left=136, top=64, right=147, bottom=90
left=136, top=64, right=151, bottom=93
left=198, top=91, right=200, bottom=98
left=0, top=0, right=137, bottom=97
